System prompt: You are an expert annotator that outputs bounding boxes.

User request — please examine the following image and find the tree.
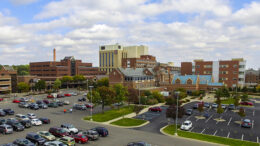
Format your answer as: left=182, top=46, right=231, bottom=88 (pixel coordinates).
left=127, top=88, right=139, bottom=104
left=113, top=84, right=128, bottom=109
left=87, top=90, right=101, bottom=105
left=73, top=75, right=86, bottom=82
left=35, top=80, right=46, bottom=91
left=237, top=107, right=246, bottom=118
left=97, top=86, right=115, bottom=113
left=241, top=86, right=248, bottom=92
left=215, top=87, right=230, bottom=99
left=234, top=96, right=240, bottom=109
left=165, top=97, right=174, bottom=105
left=61, top=76, right=73, bottom=88
left=12, top=65, right=29, bottom=76
left=198, top=104, right=204, bottom=114
left=97, top=77, right=109, bottom=87
left=18, top=82, right=30, bottom=93
left=133, top=105, right=144, bottom=116
left=256, top=85, right=260, bottom=92
left=166, top=104, right=185, bottom=121
left=143, top=90, right=152, bottom=97
left=53, top=79, right=62, bottom=91
left=216, top=95, right=221, bottom=105
left=241, top=93, right=248, bottom=101
left=152, top=91, right=165, bottom=103
left=217, top=104, right=224, bottom=118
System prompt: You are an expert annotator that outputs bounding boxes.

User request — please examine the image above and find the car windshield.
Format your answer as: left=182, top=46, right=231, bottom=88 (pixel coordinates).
left=34, top=135, right=40, bottom=139
left=44, top=132, right=51, bottom=136
left=187, top=109, right=192, bottom=112
left=22, top=139, right=29, bottom=144
left=14, top=123, right=21, bottom=126
left=21, top=116, right=27, bottom=118
left=244, top=119, right=250, bottom=123
left=67, top=125, right=74, bottom=128
left=59, top=129, right=66, bottom=133
left=184, top=122, right=189, bottom=125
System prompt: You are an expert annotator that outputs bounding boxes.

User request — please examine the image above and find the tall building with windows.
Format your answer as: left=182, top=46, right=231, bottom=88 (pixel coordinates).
left=99, top=44, right=149, bottom=74
left=0, top=66, right=17, bottom=93
left=181, top=58, right=246, bottom=87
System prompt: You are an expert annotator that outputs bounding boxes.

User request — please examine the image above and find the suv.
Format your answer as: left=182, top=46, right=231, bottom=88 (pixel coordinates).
left=78, top=130, right=99, bottom=140
left=91, top=127, right=109, bottom=137
left=0, top=124, right=13, bottom=134
left=49, top=127, right=69, bottom=137
left=13, top=138, right=35, bottom=146
left=61, top=124, right=78, bottom=134
left=3, top=109, right=14, bottom=115
left=6, top=120, right=24, bottom=131
left=26, top=133, right=46, bottom=145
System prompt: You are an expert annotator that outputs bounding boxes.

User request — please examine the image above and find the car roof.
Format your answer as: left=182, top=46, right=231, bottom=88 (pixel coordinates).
left=244, top=119, right=251, bottom=122
left=184, top=120, right=191, bottom=123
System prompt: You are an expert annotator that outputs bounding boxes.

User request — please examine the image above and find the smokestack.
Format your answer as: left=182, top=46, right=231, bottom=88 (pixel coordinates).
left=53, top=48, right=56, bottom=62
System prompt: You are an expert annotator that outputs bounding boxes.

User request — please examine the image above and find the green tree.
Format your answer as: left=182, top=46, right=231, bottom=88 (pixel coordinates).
left=18, top=82, right=30, bottom=93
left=166, top=104, right=185, bottom=120
left=113, top=84, right=128, bottom=109
left=53, top=79, right=62, bottom=91
left=35, top=80, right=46, bottom=91
left=217, top=104, right=224, bottom=118
left=12, top=65, right=29, bottom=75
left=97, top=77, right=109, bottom=87
left=165, top=97, right=174, bottom=105
left=234, top=96, right=240, bottom=109
left=152, top=91, right=165, bottom=103
left=133, top=105, right=144, bottom=116
left=241, top=93, right=248, bottom=101
left=97, top=86, right=115, bottom=113
left=61, top=76, right=73, bottom=88
left=256, top=85, right=260, bottom=92
left=127, top=88, right=139, bottom=104
left=198, top=103, right=204, bottom=114
left=87, top=90, right=101, bottom=105
left=143, top=90, right=152, bottom=97
left=73, top=75, right=86, bottom=82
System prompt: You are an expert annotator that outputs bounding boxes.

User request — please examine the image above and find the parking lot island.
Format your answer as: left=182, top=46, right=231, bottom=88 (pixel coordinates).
left=110, top=118, right=149, bottom=128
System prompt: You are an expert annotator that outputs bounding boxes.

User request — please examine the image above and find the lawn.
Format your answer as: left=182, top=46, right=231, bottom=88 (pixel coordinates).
left=111, top=118, right=147, bottom=126
left=163, top=125, right=258, bottom=146
left=83, top=106, right=135, bottom=122
left=221, top=98, right=235, bottom=104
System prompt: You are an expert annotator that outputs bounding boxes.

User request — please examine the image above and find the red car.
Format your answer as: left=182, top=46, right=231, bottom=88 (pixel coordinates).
left=47, top=95, right=54, bottom=98
left=85, top=103, right=94, bottom=108
left=12, top=99, right=20, bottom=103
left=240, top=101, right=253, bottom=106
left=0, top=98, right=3, bottom=102
left=149, top=107, right=162, bottom=112
left=43, top=99, right=50, bottom=104
left=64, top=94, right=71, bottom=97
left=70, top=134, right=88, bottom=144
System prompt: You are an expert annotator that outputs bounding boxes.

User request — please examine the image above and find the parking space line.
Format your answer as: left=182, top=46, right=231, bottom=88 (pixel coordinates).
left=196, top=118, right=200, bottom=122
left=186, top=116, right=191, bottom=120
left=216, top=116, right=222, bottom=124
left=205, top=114, right=213, bottom=123
left=241, top=134, right=244, bottom=141
left=252, top=120, right=254, bottom=129
left=190, top=127, right=194, bottom=132
left=227, top=117, right=232, bottom=126
left=253, top=110, right=255, bottom=116
left=213, top=130, right=217, bottom=136
left=224, top=108, right=228, bottom=113
left=227, top=132, right=230, bottom=138
left=201, top=128, right=205, bottom=134
left=257, top=136, right=259, bottom=143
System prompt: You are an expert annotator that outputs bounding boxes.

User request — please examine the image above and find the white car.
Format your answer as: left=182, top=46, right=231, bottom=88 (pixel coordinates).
left=15, top=114, right=30, bottom=121
left=44, top=140, right=67, bottom=146
left=70, top=92, right=78, bottom=96
left=27, top=113, right=37, bottom=119
left=31, top=118, right=42, bottom=126
left=61, top=123, right=78, bottom=134
left=180, top=120, right=192, bottom=131
left=63, top=100, right=70, bottom=105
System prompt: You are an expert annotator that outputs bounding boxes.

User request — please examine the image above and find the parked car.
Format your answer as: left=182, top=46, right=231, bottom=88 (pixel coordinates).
left=43, top=100, right=50, bottom=104
left=31, top=119, right=42, bottom=126
left=48, top=102, right=58, bottom=108
left=228, top=104, right=236, bottom=110
left=204, top=102, right=210, bottom=108
left=240, top=101, right=253, bottom=106
left=27, top=113, right=37, bottom=119
left=78, top=130, right=99, bottom=140
left=70, top=92, right=78, bottom=96
left=91, top=127, right=109, bottom=137
left=1, top=143, right=18, bottom=146
left=127, top=141, right=151, bottom=146
left=19, top=98, right=29, bottom=102
left=26, top=133, right=46, bottom=145
left=0, top=124, right=13, bottom=134
left=37, top=131, right=56, bottom=141
left=70, top=134, right=88, bottom=144
left=203, top=113, right=210, bottom=118
left=193, top=103, right=198, bottom=109
left=6, top=120, right=24, bottom=131
left=3, top=109, right=14, bottom=115
left=78, top=97, right=86, bottom=102
left=47, top=95, right=54, bottom=98
left=38, top=103, right=48, bottom=109
left=57, top=136, right=75, bottom=146
left=180, top=120, right=192, bottom=130
left=241, top=119, right=252, bottom=128
left=185, top=109, right=193, bottom=116
left=43, top=141, right=66, bottom=146
left=56, top=101, right=64, bottom=106
left=63, top=100, right=70, bottom=105
left=64, top=94, right=71, bottom=97
left=0, top=118, right=6, bottom=125
left=39, top=118, right=50, bottom=124
left=16, top=114, right=30, bottom=121
left=113, top=102, right=124, bottom=106
left=57, top=94, right=64, bottom=98
left=149, top=107, right=162, bottom=112
left=49, top=127, right=69, bottom=137
left=0, top=109, right=6, bottom=116
left=221, top=104, right=227, bottom=109
left=13, top=138, right=35, bottom=146
left=212, top=103, right=218, bottom=108
left=73, top=104, right=86, bottom=110
left=61, top=124, right=78, bottom=134
left=85, top=103, right=93, bottom=108
left=19, top=102, right=29, bottom=108
left=0, top=98, right=3, bottom=102
left=29, top=103, right=39, bottom=110
left=20, top=119, right=32, bottom=128
left=12, top=99, right=20, bottom=103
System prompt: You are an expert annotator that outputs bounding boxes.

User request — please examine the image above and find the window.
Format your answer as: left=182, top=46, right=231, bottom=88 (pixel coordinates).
left=233, top=64, right=237, bottom=68
left=99, top=53, right=101, bottom=67
left=196, top=65, right=200, bottom=68
left=239, top=72, right=244, bottom=75
left=112, top=53, right=114, bottom=67
left=220, top=71, right=228, bottom=74
left=196, top=71, right=200, bottom=74
left=239, top=65, right=245, bottom=68
left=203, top=71, right=212, bottom=74
left=102, top=53, right=104, bottom=67
left=233, top=71, right=237, bottom=74
left=204, top=65, right=212, bottom=68
left=109, top=53, right=110, bottom=67
left=175, top=79, right=180, bottom=84
left=186, top=79, right=192, bottom=84
left=220, top=65, right=229, bottom=68
left=106, top=53, right=107, bottom=66
left=101, top=46, right=105, bottom=50
left=233, top=78, right=237, bottom=81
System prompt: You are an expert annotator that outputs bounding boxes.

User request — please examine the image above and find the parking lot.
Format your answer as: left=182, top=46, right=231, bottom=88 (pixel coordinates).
left=180, top=100, right=260, bottom=143
left=0, top=91, right=216, bottom=146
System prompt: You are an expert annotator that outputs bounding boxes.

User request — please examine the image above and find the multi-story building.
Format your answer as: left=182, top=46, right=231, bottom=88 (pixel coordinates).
left=99, top=44, right=149, bottom=74
left=122, top=55, right=156, bottom=68
left=245, top=68, right=260, bottom=87
left=0, top=66, right=17, bottom=93
left=181, top=58, right=246, bottom=87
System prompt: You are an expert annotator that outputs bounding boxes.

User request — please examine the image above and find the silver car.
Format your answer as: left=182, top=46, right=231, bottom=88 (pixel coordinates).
left=0, top=124, right=13, bottom=134
left=78, top=130, right=99, bottom=140
left=44, top=141, right=67, bottom=146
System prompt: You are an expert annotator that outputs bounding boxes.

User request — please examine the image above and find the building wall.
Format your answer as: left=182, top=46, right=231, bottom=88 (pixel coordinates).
left=194, top=61, right=213, bottom=75
left=0, top=75, right=11, bottom=93
left=181, top=62, right=192, bottom=75
left=123, top=45, right=148, bottom=58
left=0, top=67, right=17, bottom=93
left=245, top=69, right=260, bottom=86
left=219, top=60, right=240, bottom=87
left=122, top=55, right=156, bottom=68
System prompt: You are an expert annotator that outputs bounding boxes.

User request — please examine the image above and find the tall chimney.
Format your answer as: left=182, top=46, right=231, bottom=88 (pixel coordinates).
left=53, top=48, right=56, bottom=62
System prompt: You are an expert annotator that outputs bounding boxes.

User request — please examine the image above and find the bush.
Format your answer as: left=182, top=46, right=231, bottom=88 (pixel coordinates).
left=147, top=99, right=158, bottom=105
left=192, top=91, right=200, bottom=96
left=140, top=96, right=147, bottom=105
left=152, top=91, right=165, bottom=103
left=186, top=99, right=190, bottom=102
left=165, top=97, right=174, bottom=105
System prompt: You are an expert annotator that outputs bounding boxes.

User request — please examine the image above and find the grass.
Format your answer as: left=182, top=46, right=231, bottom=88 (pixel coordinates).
left=111, top=118, right=147, bottom=126
left=221, top=98, right=235, bottom=104
left=163, top=125, right=259, bottom=146
left=83, top=106, right=135, bottom=122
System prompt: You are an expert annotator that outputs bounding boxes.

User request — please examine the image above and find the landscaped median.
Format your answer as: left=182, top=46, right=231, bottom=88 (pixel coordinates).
left=161, top=125, right=259, bottom=146
left=110, top=118, right=148, bottom=127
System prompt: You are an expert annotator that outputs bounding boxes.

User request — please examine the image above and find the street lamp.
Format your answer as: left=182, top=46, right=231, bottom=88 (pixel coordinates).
left=138, top=85, right=141, bottom=105
left=89, top=86, right=94, bottom=121
left=175, top=91, right=180, bottom=136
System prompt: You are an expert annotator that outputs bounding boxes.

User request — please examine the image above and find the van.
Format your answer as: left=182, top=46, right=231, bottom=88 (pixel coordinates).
left=0, top=124, right=13, bottom=134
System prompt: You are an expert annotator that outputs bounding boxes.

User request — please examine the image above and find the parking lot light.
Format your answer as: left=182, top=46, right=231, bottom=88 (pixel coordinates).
left=175, top=91, right=180, bottom=136
left=89, top=86, right=94, bottom=121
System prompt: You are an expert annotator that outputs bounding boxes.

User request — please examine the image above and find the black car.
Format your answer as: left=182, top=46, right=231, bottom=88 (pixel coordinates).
left=36, top=100, right=43, bottom=105
left=39, top=117, right=50, bottom=124
left=3, top=109, right=14, bottom=115
left=127, top=141, right=151, bottom=146
left=0, top=118, right=6, bottom=125
left=228, top=104, right=236, bottom=110
left=185, top=109, right=193, bottom=115
left=26, top=133, right=46, bottom=145
left=91, top=127, right=109, bottom=137
left=204, top=102, right=210, bottom=108
left=56, top=101, right=64, bottom=106
left=29, top=104, right=39, bottom=110
left=20, top=119, right=32, bottom=128
left=193, top=104, right=198, bottom=109
left=1, top=143, right=18, bottom=146
left=6, top=121, right=24, bottom=131
left=13, top=138, right=35, bottom=146
left=0, top=109, right=6, bottom=116
left=78, top=97, right=86, bottom=102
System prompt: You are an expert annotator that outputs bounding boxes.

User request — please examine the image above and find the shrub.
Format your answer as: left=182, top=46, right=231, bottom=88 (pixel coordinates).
left=165, top=97, right=174, bottom=105
left=147, top=99, right=158, bottom=105
left=140, top=96, right=147, bottom=105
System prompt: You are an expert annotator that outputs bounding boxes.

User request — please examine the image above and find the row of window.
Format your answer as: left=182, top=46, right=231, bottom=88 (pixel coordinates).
left=31, top=65, right=50, bottom=67
left=196, top=64, right=241, bottom=69
left=100, top=52, right=114, bottom=67
left=136, top=83, right=154, bottom=89
left=124, top=76, right=154, bottom=81
left=197, top=71, right=245, bottom=75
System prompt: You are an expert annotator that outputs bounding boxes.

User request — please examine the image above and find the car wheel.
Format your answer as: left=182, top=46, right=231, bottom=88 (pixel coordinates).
left=79, top=141, right=81, bottom=144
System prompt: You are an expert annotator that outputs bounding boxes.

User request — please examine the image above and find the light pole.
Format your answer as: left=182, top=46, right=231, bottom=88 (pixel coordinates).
left=175, top=91, right=180, bottom=136
left=89, top=86, right=93, bottom=121
left=138, top=85, right=141, bottom=105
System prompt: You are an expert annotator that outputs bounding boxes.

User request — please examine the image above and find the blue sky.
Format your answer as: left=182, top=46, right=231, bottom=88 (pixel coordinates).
left=0, top=0, right=260, bottom=69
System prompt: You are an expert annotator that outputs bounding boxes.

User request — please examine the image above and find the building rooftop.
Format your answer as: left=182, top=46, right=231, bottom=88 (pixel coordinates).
left=172, top=75, right=223, bottom=86
left=118, top=68, right=154, bottom=77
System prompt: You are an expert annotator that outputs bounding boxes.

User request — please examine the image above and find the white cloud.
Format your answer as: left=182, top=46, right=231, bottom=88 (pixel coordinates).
left=9, top=0, right=38, bottom=5
left=233, top=2, right=260, bottom=25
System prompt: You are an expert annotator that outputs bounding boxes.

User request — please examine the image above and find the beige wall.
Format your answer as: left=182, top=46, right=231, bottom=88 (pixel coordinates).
left=123, top=45, right=148, bottom=58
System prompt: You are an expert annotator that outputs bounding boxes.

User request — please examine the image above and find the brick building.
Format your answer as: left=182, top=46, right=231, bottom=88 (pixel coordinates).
left=0, top=66, right=17, bottom=93
left=122, top=55, right=156, bottom=68
left=180, top=58, right=246, bottom=87
left=245, top=68, right=260, bottom=87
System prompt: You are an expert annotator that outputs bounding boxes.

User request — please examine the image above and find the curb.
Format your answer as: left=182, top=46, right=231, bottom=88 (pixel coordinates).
left=109, top=120, right=150, bottom=128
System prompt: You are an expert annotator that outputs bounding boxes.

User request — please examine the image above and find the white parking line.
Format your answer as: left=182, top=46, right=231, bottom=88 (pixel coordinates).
left=257, top=136, right=259, bottom=143
left=227, top=117, right=232, bottom=126
left=205, top=115, right=213, bottom=123
left=241, top=134, right=244, bottom=141
left=213, top=130, right=218, bottom=136
left=252, top=120, right=254, bottom=128
left=224, top=108, right=228, bottom=113
left=201, top=128, right=206, bottom=134
left=196, top=118, right=200, bottom=122
left=253, top=110, right=255, bottom=116
left=190, top=127, right=194, bottom=132
left=216, top=116, right=222, bottom=124
left=186, top=116, right=191, bottom=120
left=227, top=132, right=230, bottom=138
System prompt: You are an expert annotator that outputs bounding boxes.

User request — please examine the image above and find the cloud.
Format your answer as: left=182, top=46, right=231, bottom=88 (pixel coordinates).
left=9, top=0, right=38, bottom=5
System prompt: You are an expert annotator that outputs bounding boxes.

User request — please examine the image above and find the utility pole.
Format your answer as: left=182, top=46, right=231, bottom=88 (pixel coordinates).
left=89, top=86, right=93, bottom=121
left=175, top=91, right=180, bottom=136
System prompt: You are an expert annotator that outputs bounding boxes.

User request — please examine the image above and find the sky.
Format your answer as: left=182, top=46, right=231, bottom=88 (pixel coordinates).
left=0, top=0, right=259, bottom=69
